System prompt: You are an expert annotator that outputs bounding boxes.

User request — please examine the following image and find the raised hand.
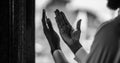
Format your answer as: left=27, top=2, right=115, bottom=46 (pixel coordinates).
left=42, top=9, right=60, bottom=54
left=55, top=9, right=82, bottom=53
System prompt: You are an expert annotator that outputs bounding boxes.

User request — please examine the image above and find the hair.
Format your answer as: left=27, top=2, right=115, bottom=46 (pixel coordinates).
left=107, top=0, right=120, bottom=10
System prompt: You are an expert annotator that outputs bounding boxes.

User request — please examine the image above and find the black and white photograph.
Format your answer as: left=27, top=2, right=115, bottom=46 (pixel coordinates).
left=0, top=0, right=120, bottom=63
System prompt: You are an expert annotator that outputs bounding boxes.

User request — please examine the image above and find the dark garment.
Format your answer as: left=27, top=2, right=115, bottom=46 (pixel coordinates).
left=87, top=15, right=120, bottom=63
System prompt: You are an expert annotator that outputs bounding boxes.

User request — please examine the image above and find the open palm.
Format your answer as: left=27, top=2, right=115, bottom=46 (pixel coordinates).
left=55, top=9, right=82, bottom=53
left=42, top=9, right=60, bottom=54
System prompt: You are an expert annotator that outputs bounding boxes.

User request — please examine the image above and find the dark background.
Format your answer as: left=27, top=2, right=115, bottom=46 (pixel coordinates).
left=0, top=0, right=35, bottom=63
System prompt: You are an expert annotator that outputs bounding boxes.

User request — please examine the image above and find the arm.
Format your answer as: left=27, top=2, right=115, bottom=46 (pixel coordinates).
left=54, top=9, right=89, bottom=63
left=53, top=50, right=69, bottom=63
left=41, top=9, right=69, bottom=63
left=54, top=9, right=82, bottom=54
left=74, top=47, right=88, bottom=63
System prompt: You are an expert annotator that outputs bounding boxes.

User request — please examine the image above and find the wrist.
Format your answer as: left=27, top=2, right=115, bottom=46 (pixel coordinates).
left=70, top=40, right=82, bottom=54
left=52, top=49, right=69, bottom=63
left=51, top=48, right=61, bottom=55
left=50, top=41, right=61, bottom=54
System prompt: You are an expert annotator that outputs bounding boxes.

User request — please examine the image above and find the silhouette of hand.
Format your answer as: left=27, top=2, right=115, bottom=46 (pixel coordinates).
left=42, top=9, right=60, bottom=54
left=55, top=9, right=82, bottom=53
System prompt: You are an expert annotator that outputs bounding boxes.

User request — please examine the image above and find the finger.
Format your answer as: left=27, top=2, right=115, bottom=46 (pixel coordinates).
left=55, top=9, right=60, bottom=16
left=59, top=11, right=66, bottom=26
left=60, top=11, right=73, bottom=31
left=55, top=9, right=62, bottom=24
left=42, top=9, right=47, bottom=29
left=46, top=18, right=54, bottom=30
left=54, top=9, right=63, bottom=28
left=55, top=10, right=68, bottom=27
left=76, top=19, right=82, bottom=31
left=60, top=11, right=71, bottom=26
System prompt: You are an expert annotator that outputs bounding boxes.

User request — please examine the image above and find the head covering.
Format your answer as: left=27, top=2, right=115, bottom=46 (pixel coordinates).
left=107, top=0, right=120, bottom=10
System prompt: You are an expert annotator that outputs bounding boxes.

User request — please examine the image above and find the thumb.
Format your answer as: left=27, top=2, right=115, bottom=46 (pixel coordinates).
left=76, top=19, right=81, bottom=31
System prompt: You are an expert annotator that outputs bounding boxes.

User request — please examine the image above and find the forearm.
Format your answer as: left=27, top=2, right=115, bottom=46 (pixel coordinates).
left=52, top=49, right=69, bottom=63
left=74, top=47, right=88, bottom=63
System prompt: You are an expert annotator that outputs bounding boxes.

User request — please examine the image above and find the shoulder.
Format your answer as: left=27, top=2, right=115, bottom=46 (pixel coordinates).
left=95, top=15, right=120, bottom=37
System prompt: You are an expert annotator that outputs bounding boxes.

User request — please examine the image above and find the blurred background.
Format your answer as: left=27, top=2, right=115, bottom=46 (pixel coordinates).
left=35, top=0, right=117, bottom=63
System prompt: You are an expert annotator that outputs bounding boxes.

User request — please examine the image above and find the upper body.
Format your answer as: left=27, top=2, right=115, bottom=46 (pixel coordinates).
left=74, top=0, right=120, bottom=63
left=75, top=8, right=120, bottom=63
left=87, top=14, right=120, bottom=63
left=75, top=15, right=120, bottom=63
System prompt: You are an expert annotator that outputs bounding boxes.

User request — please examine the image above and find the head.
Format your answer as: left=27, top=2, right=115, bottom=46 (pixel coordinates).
left=107, top=0, right=120, bottom=10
